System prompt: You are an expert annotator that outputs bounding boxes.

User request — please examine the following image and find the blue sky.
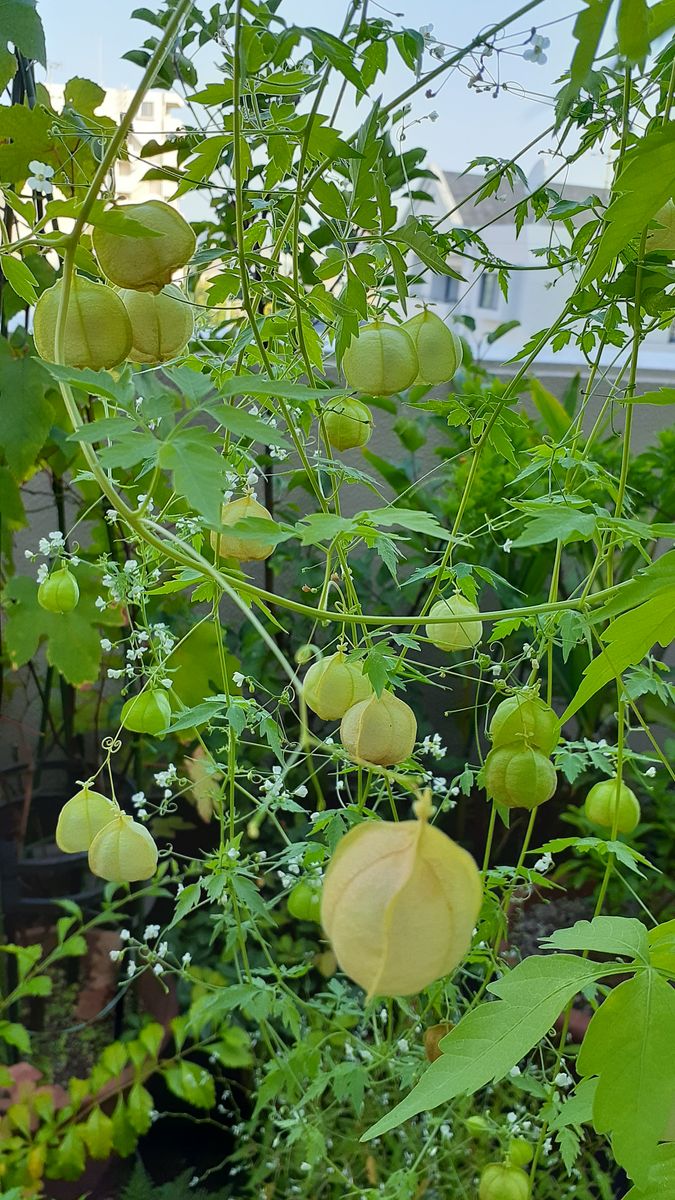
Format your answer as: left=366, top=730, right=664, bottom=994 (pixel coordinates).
left=37, top=1, right=610, bottom=186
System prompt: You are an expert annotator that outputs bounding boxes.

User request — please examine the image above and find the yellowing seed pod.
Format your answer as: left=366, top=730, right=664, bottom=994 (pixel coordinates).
left=403, top=310, right=463, bottom=385
left=489, top=693, right=559, bottom=755
left=321, top=812, right=482, bottom=998
left=646, top=200, right=675, bottom=254
left=484, top=743, right=557, bottom=810
left=37, top=567, right=80, bottom=614
left=33, top=277, right=132, bottom=369
left=120, top=284, right=194, bottom=364
left=423, top=1022, right=453, bottom=1063
left=340, top=690, right=417, bottom=766
left=303, top=652, right=373, bottom=721
left=92, top=200, right=196, bottom=293
left=88, top=812, right=158, bottom=882
left=479, top=1162, right=531, bottom=1200
left=342, top=320, right=418, bottom=395
left=322, top=395, right=373, bottom=451
left=426, top=596, right=483, bottom=651
left=584, top=778, right=641, bottom=834
left=56, top=786, right=118, bottom=853
left=210, top=496, right=277, bottom=562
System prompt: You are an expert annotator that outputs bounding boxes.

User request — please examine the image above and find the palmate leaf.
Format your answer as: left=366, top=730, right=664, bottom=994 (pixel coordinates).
left=578, top=970, right=675, bottom=1184
left=562, top=587, right=675, bottom=720
left=158, top=427, right=230, bottom=525
left=362, top=955, right=608, bottom=1141
left=540, top=916, right=650, bottom=963
left=0, top=0, right=46, bottom=90
left=624, top=1146, right=675, bottom=1200
left=0, top=340, right=53, bottom=479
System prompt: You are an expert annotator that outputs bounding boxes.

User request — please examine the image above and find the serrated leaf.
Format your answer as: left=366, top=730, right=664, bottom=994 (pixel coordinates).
left=159, top=427, right=229, bottom=524
left=164, top=1060, right=215, bottom=1109
left=578, top=970, right=675, bottom=1183
left=211, top=402, right=291, bottom=448
left=362, top=955, right=608, bottom=1141
left=0, top=102, right=53, bottom=180
left=512, top=508, right=596, bottom=549
left=0, top=340, right=53, bottom=479
left=617, top=0, right=650, bottom=61
left=540, top=916, right=649, bottom=963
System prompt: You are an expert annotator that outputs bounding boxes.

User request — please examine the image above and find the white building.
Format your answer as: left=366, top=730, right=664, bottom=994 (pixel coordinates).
left=46, top=85, right=185, bottom=205
left=413, top=166, right=675, bottom=382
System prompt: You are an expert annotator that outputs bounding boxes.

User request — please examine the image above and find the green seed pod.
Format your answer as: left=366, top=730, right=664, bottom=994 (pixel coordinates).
left=37, top=567, right=80, bottom=615
left=321, top=813, right=482, bottom=998
left=426, top=596, right=483, bottom=651
left=88, top=812, right=158, bottom=882
left=287, top=880, right=322, bottom=923
left=56, top=786, right=118, bottom=853
left=342, top=320, right=418, bottom=395
left=489, top=693, right=560, bottom=755
left=322, top=395, right=373, bottom=451
left=92, top=200, right=196, bottom=293
left=584, top=778, right=640, bottom=834
left=340, top=690, right=417, bottom=766
left=479, top=1162, right=530, bottom=1200
left=210, top=496, right=277, bottom=562
left=484, top=743, right=557, bottom=810
left=303, top=652, right=372, bottom=721
left=120, top=689, right=172, bottom=736
left=403, top=309, right=463, bottom=385
left=508, top=1139, right=533, bottom=1168
left=120, top=284, right=194, bottom=363
left=33, top=277, right=132, bottom=369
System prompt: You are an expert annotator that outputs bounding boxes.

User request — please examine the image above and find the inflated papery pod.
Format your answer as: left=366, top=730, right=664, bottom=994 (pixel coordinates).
left=321, top=796, right=482, bottom=999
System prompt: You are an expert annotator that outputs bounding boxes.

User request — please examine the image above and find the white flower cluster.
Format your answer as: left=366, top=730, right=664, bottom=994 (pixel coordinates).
left=419, top=732, right=447, bottom=760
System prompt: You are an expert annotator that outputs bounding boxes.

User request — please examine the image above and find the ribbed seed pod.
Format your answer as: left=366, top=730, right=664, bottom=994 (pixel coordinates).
left=56, top=787, right=118, bottom=853
left=321, top=812, right=482, bottom=998
left=584, top=778, right=640, bottom=834
left=120, top=689, right=172, bottom=736
left=120, top=284, right=194, bottom=363
left=403, top=310, right=463, bottom=385
left=323, top=396, right=373, bottom=451
left=88, top=813, right=158, bottom=882
left=303, top=652, right=372, bottom=720
left=340, top=690, right=417, bottom=766
left=33, top=277, right=132, bottom=369
left=210, top=496, right=276, bottom=562
left=484, top=743, right=557, bottom=810
left=92, top=200, right=195, bottom=293
left=489, top=693, right=559, bottom=755
left=342, top=320, right=418, bottom=395
left=426, top=596, right=483, bottom=651
left=287, top=881, right=322, bottom=923
left=37, top=567, right=80, bottom=614
left=479, top=1162, right=531, bottom=1200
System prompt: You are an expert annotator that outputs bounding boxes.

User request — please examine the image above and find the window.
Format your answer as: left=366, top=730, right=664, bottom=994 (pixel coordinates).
left=669, top=320, right=675, bottom=342
left=478, top=274, right=500, bottom=310
left=430, top=273, right=460, bottom=303
left=139, top=99, right=154, bottom=119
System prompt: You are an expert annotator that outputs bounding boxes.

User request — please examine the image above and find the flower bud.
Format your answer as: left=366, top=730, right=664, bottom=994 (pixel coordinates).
left=342, top=320, right=418, bottom=395
left=323, top=396, right=373, bottom=451
left=426, top=596, right=483, bottom=651
left=403, top=309, right=462, bottom=385
left=479, top=1162, right=530, bottom=1200
left=56, top=786, right=118, bottom=853
left=321, top=814, right=482, bottom=998
left=210, top=496, right=277, bottom=562
left=584, top=777, right=640, bottom=834
left=483, top=743, right=557, bottom=810
left=37, top=567, right=80, bottom=614
left=303, top=652, right=372, bottom=720
left=88, top=812, right=158, bottom=882
left=340, top=690, right=417, bottom=766
left=489, top=692, right=559, bottom=755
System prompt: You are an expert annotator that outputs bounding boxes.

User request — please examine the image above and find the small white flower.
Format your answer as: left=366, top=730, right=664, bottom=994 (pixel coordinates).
left=429, top=110, right=439, bottom=122
left=100, top=638, right=113, bottom=652
left=24, top=549, right=35, bottom=560
left=227, top=847, right=239, bottom=860
left=534, top=852, right=554, bottom=874
left=182, top=951, right=192, bottom=966
left=27, top=161, right=55, bottom=195
left=109, top=949, right=123, bottom=962
left=232, top=671, right=245, bottom=687
left=36, top=564, right=48, bottom=584
left=503, top=539, right=513, bottom=554
left=119, top=929, right=131, bottom=941
left=645, top=766, right=656, bottom=778
left=293, top=784, right=308, bottom=798
left=396, top=1039, right=409, bottom=1053
left=523, top=33, right=550, bottom=64
left=94, top=596, right=107, bottom=610
left=144, top=924, right=160, bottom=940
left=123, top=559, right=138, bottom=574
left=153, top=962, right=165, bottom=976
left=491, top=664, right=502, bottom=677
left=126, top=961, right=136, bottom=978
left=509, top=1064, right=521, bottom=1077
left=555, top=1071, right=574, bottom=1089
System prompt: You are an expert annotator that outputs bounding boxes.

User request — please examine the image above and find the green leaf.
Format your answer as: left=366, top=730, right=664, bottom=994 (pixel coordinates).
left=597, top=551, right=675, bottom=620
left=0, top=0, right=46, bottom=90
left=216, top=375, right=340, bottom=404
left=0, top=1019, right=30, bottom=1055
left=0, top=340, right=53, bottom=479
left=617, top=0, right=650, bottom=61
left=306, top=27, right=366, bottom=93
left=578, top=970, right=675, bottom=1183
left=558, top=0, right=613, bottom=118
left=208, top=1027, right=253, bottom=1069
left=624, top=387, right=675, bottom=405
left=54, top=1128, right=86, bottom=1180
left=211, top=402, right=291, bottom=448
left=164, top=1060, right=215, bottom=1109
left=159, top=428, right=230, bottom=524
left=562, top=587, right=675, bottom=720
left=649, top=0, right=675, bottom=39
left=624, top=1145, right=675, bottom=1200
left=647, top=920, right=675, bottom=974
left=540, top=916, right=649, bottom=963
left=0, top=466, right=26, bottom=530
left=548, top=1077, right=598, bottom=1132
left=529, top=379, right=573, bottom=440
left=512, top=508, right=596, bottom=549
left=360, top=506, right=455, bottom=542
left=43, top=362, right=136, bottom=405
left=0, top=103, right=53, bottom=181
left=1, top=253, right=38, bottom=305
left=2, top=574, right=105, bottom=685
left=362, top=955, right=608, bottom=1141
left=585, top=125, right=675, bottom=284
left=82, top=1105, right=114, bottom=1158
left=127, top=1082, right=154, bottom=1135
left=111, top=1096, right=137, bottom=1156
